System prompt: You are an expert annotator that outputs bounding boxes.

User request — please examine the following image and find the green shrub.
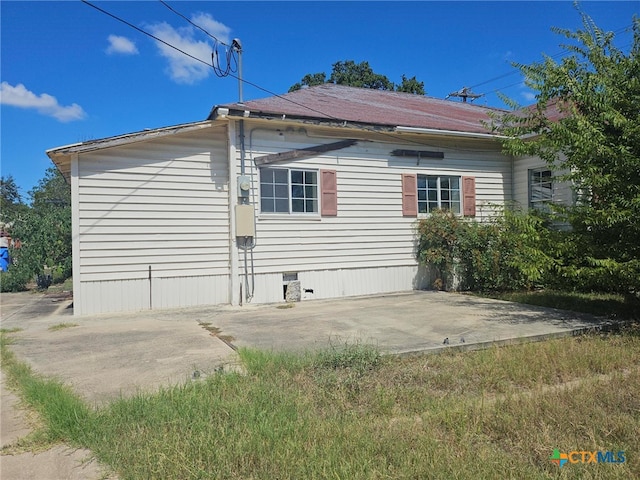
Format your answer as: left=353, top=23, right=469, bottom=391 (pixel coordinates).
left=415, top=209, right=463, bottom=290
left=550, top=258, right=640, bottom=294
left=540, top=226, right=640, bottom=294
left=416, top=208, right=551, bottom=292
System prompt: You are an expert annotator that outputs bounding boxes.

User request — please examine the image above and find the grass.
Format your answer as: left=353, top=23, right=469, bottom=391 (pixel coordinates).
left=2, top=326, right=639, bottom=479
left=0, top=327, right=23, bottom=334
left=0, top=332, right=91, bottom=450
left=480, top=289, right=640, bottom=320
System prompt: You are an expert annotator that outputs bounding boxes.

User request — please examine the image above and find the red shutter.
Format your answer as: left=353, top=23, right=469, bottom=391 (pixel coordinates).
left=321, top=169, right=337, bottom=216
left=462, top=176, right=476, bottom=217
left=402, top=174, right=418, bottom=216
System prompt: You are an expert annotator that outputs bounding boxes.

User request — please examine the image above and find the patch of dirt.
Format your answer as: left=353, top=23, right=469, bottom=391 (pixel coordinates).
left=198, top=322, right=237, bottom=350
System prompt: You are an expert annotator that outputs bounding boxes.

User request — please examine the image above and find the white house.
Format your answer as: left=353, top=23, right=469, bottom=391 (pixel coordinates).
left=47, top=84, right=562, bottom=315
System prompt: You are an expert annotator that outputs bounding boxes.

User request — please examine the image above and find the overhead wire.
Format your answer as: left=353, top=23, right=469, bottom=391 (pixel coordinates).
left=81, top=1, right=331, bottom=116
left=158, top=0, right=230, bottom=46
left=158, top=0, right=237, bottom=77
left=82, top=0, right=439, bottom=150
left=74, top=0, right=547, bottom=151
left=469, top=22, right=636, bottom=95
left=81, top=0, right=211, bottom=69
left=80, top=0, right=634, bottom=149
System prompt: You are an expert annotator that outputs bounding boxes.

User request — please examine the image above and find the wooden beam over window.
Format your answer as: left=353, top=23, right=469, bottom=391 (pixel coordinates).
left=254, top=139, right=358, bottom=166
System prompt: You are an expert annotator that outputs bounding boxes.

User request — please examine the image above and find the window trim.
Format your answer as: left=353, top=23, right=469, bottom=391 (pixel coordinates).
left=528, top=168, right=553, bottom=210
left=259, top=167, right=320, bottom=215
left=416, top=174, right=462, bottom=215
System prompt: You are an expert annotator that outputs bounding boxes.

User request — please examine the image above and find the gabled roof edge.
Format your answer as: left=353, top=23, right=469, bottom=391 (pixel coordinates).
left=46, top=120, right=214, bottom=158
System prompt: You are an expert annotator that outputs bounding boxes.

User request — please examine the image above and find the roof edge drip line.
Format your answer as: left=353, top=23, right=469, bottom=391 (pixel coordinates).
left=46, top=121, right=214, bottom=157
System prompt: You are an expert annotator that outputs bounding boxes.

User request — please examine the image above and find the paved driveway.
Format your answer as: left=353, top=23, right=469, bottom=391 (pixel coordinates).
left=204, top=290, right=604, bottom=354
left=2, top=290, right=605, bottom=403
left=0, top=289, right=607, bottom=480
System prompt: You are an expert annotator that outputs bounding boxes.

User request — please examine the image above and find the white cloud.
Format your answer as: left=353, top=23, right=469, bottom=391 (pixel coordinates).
left=146, top=13, right=232, bottom=85
left=0, top=82, right=86, bottom=122
left=191, top=13, right=231, bottom=43
left=106, top=35, right=139, bottom=55
left=518, top=82, right=537, bottom=103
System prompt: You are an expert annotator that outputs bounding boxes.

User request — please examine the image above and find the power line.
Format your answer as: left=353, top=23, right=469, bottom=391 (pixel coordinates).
left=77, top=1, right=546, bottom=152
left=81, top=1, right=359, bottom=121
left=81, top=0, right=211, bottom=69
left=158, top=0, right=237, bottom=77
left=79, top=0, right=638, bottom=148
left=468, top=22, right=636, bottom=93
left=158, top=0, right=230, bottom=47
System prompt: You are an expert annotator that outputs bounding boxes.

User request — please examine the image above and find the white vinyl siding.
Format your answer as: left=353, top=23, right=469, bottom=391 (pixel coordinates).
left=237, top=127, right=512, bottom=302
left=69, top=121, right=514, bottom=313
left=74, top=126, right=230, bottom=314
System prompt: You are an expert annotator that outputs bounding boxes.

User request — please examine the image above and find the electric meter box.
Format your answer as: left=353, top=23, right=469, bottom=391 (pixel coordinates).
left=235, top=204, right=255, bottom=237
left=237, top=175, right=251, bottom=198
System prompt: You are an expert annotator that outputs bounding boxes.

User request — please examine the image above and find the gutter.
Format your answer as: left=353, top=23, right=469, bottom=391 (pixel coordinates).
left=211, top=107, right=395, bottom=133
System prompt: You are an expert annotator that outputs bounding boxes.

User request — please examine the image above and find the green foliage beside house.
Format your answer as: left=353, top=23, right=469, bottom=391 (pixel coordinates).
left=0, top=167, right=71, bottom=292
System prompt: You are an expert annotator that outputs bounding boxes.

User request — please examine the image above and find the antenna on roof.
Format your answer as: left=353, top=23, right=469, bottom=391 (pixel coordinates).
left=445, top=86, right=483, bottom=103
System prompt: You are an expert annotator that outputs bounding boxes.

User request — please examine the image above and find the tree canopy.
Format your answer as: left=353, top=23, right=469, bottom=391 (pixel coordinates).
left=1, top=167, right=72, bottom=291
left=289, top=60, right=426, bottom=95
left=1, top=175, right=27, bottom=225
left=497, top=11, right=640, bottom=277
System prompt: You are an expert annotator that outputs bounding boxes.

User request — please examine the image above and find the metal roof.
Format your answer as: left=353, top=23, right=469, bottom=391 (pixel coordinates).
left=214, top=84, right=508, bottom=135
left=48, top=85, right=517, bottom=182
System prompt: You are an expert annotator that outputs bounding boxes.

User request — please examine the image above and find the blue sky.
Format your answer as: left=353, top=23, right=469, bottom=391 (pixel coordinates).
left=1, top=1, right=638, bottom=198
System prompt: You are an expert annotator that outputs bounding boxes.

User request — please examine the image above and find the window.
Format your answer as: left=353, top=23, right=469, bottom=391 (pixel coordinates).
left=529, top=168, right=553, bottom=210
left=417, top=175, right=461, bottom=214
left=260, top=168, right=318, bottom=214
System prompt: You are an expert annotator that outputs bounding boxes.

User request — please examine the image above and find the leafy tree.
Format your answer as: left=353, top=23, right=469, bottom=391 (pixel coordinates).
left=396, top=75, right=426, bottom=95
left=2, top=167, right=72, bottom=291
left=29, top=165, right=71, bottom=210
left=496, top=11, right=640, bottom=291
left=1, top=175, right=27, bottom=224
left=289, top=60, right=426, bottom=94
left=288, top=72, right=327, bottom=92
left=328, top=60, right=394, bottom=90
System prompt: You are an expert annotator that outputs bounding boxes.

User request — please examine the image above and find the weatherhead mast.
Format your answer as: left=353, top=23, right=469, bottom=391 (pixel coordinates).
left=232, top=38, right=243, bottom=104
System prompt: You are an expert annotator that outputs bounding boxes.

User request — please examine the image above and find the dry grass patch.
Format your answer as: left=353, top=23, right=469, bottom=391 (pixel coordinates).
left=2, top=328, right=639, bottom=479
